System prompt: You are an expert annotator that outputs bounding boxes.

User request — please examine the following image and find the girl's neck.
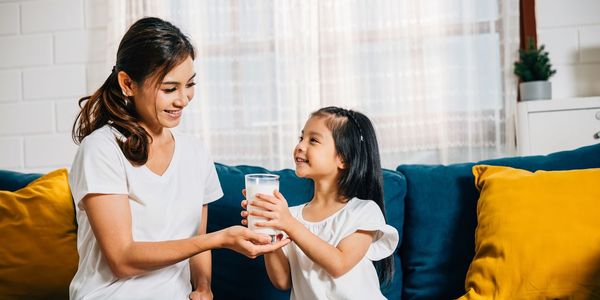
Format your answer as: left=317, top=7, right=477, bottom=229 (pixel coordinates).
left=311, top=178, right=345, bottom=206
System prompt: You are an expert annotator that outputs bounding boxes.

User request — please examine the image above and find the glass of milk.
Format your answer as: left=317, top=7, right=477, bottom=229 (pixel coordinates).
left=245, top=173, right=280, bottom=243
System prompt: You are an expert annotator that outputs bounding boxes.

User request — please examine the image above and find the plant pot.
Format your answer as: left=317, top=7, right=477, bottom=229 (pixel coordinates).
left=520, top=81, right=552, bottom=101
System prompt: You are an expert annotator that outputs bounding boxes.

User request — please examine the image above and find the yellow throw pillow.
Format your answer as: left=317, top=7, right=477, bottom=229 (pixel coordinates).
left=459, top=165, right=600, bottom=300
left=0, top=169, right=78, bottom=300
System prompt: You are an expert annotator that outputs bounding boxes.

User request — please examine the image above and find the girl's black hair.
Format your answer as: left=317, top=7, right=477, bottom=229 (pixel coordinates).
left=311, top=106, right=394, bottom=287
left=72, top=17, right=195, bottom=165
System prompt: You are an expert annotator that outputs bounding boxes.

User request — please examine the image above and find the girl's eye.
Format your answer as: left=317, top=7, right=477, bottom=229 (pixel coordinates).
left=186, top=82, right=196, bottom=88
left=298, top=136, right=303, bottom=142
left=163, top=87, right=177, bottom=93
left=310, top=138, right=318, bottom=144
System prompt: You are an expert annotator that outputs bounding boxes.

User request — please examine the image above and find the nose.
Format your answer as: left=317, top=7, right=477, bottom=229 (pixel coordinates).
left=294, top=142, right=305, bottom=154
left=174, top=91, right=191, bottom=108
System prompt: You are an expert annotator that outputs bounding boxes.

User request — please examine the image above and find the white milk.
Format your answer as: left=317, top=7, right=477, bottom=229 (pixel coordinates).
left=245, top=174, right=279, bottom=239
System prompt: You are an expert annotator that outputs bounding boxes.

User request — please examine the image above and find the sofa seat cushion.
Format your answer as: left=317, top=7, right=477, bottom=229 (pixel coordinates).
left=0, top=168, right=78, bottom=300
left=396, top=143, right=600, bottom=300
left=208, top=164, right=406, bottom=300
left=459, top=165, right=600, bottom=299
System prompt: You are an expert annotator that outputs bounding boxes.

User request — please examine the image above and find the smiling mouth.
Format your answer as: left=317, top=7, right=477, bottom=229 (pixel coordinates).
left=165, top=110, right=181, bottom=117
left=295, top=157, right=308, bottom=163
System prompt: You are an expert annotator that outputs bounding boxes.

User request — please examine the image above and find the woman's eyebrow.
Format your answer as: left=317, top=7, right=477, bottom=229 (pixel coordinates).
left=161, top=73, right=197, bottom=85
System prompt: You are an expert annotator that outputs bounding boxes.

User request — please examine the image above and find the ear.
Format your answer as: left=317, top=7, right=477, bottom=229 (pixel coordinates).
left=117, top=71, right=136, bottom=97
left=336, top=154, right=345, bottom=170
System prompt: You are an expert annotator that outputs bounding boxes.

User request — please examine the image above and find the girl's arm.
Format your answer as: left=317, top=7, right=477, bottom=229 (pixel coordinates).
left=284, top=219, right=374, bottom=278
left=189, top=205, right=212, bottom=298
left=248, top=192, right=376, bottom=278
left=241, top=195, right=291, bottom=290
left=83, top=193, right=289, bottom=279
left=264, top=249, right=291, bottom=290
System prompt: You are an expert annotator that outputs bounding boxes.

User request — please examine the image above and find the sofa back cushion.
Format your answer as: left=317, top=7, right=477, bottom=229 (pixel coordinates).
left=396, top=143, right=600, bottom=300
left=209, top=164, right=406, bottom=300
left=0, top=170, right=42, bottom=191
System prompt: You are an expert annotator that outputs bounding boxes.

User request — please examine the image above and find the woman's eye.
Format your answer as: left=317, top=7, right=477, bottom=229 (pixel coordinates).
left=298, top=136, right=303, bottom=142
left=163, top=87, right=177, bottom=93
left=186, top=82, right=196, bottom=88
left=310, top=138, right=318, bottom=144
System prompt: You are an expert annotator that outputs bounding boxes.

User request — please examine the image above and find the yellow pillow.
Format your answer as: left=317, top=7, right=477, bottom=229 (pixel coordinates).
left=0, top=169, right=78, bottom=300
left=459, top=165, right=600, bottom=300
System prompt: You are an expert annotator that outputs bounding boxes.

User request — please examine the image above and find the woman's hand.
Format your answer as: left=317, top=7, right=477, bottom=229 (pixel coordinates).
left=219, top=225, right=290, bottom=258
left=245, top=190, right=296, bottom=232
left=189, top=289, right=212, bottom=300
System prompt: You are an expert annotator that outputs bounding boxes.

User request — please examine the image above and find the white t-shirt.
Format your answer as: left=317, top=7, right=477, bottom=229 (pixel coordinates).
left=68, top=125, right=223, bottom=300
left=283, top=198, right=399, bottom=300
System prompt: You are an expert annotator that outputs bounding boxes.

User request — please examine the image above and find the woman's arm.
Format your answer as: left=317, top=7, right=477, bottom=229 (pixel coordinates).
left=83, top=193, right=289, bottom=279
left=246, top=192, right=376, bottom=278
left=189, top=205, right=212, bottom=297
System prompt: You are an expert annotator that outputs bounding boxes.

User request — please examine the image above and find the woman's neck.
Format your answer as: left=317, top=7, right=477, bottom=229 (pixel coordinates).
left=140, top=123, right=171, bottom=144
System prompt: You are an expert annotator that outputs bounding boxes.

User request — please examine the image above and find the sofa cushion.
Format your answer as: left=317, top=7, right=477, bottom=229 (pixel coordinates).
left=460, top=165, right=600, bottom=299
left=209, top=163, right=406, bottom=300
left=0, top=170, right=42, bottom=191
left=396, top=143, right=600, bottom=300
left=0, top=168, right=78, bottom=300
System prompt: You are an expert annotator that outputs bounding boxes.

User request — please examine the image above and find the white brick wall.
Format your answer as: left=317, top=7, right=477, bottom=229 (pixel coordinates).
left=0, top=0, right=108, bottom=172
left=21, top=0, right=84, bottom=33
left=537, top=0, right=600, bottom=98
left=0, top=3, right=19, bottom=35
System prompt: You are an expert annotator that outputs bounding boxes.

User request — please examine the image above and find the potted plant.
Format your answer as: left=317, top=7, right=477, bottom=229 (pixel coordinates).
left=514, top=38, right=557, bottom=101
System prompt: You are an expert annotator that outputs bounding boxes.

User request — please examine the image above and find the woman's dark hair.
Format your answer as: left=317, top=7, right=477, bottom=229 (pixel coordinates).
left=72, top=17, right=195, bottom=165
left=311, top=106, right=394, bottom=287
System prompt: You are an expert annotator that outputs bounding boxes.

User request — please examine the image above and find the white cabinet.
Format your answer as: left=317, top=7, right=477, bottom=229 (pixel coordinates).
left=517, top=97, right=600, bottom=156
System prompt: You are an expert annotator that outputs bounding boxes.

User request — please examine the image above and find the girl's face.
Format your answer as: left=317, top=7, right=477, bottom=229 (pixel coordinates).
left=132, top=56, right=196, bottom=132
left=293, top=116, right=345, bottom=180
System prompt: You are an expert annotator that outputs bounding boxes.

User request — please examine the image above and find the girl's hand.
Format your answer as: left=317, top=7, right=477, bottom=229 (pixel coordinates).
left=247, top=190, right=295, bottom=232
left=189, top=289, right=212, bottom=300
left=220, top=225, right=290, bottom=258
left=240, top=189, right=249, bottom=226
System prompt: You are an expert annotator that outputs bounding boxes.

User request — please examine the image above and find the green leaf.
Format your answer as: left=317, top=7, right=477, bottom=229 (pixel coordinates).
left=513, top=37, right=557, bottom=81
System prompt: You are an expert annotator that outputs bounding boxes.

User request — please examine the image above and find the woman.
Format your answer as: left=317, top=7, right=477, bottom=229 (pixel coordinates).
left=69, top=17, right=288, bottom=300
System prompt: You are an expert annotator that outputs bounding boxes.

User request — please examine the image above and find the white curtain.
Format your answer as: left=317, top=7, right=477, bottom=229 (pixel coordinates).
left=107, top=0, right=520, bottom=169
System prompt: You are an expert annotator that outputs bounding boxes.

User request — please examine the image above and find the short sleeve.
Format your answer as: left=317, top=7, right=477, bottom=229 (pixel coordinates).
left=198, top=142, right=223, bottom=205
left=343, top=201, right=399, bottom=261
left=68, top=130, right=128, bottom=209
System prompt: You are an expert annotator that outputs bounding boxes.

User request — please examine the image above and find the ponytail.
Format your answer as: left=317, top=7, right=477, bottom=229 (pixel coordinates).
left=72, top=68, right=151, bottom=165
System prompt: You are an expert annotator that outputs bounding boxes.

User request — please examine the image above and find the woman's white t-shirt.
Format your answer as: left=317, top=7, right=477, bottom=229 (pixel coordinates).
left=68, top=125, right=223, bottom=300
left=283, top=198, right=399, bottom=300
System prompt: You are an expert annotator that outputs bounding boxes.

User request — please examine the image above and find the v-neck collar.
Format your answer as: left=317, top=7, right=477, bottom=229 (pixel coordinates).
left=142, top=130, right=178, bottom=181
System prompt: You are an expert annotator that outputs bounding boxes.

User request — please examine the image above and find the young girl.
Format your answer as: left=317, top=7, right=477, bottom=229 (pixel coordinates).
left=69, top=17, right=288, bottom=300
left=242, top=106, right=398, bottom=299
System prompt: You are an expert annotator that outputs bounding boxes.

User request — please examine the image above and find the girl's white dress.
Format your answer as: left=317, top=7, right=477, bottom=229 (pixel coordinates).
left=283, top=198, right=399, bottom=300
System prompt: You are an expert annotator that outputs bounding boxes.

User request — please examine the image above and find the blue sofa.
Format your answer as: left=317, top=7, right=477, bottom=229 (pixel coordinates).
left=1, top=143, right=600, bottom=299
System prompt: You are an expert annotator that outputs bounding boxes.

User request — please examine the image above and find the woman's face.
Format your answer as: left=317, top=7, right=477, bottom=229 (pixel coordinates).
left=132, top=56, right=196, bottom=132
